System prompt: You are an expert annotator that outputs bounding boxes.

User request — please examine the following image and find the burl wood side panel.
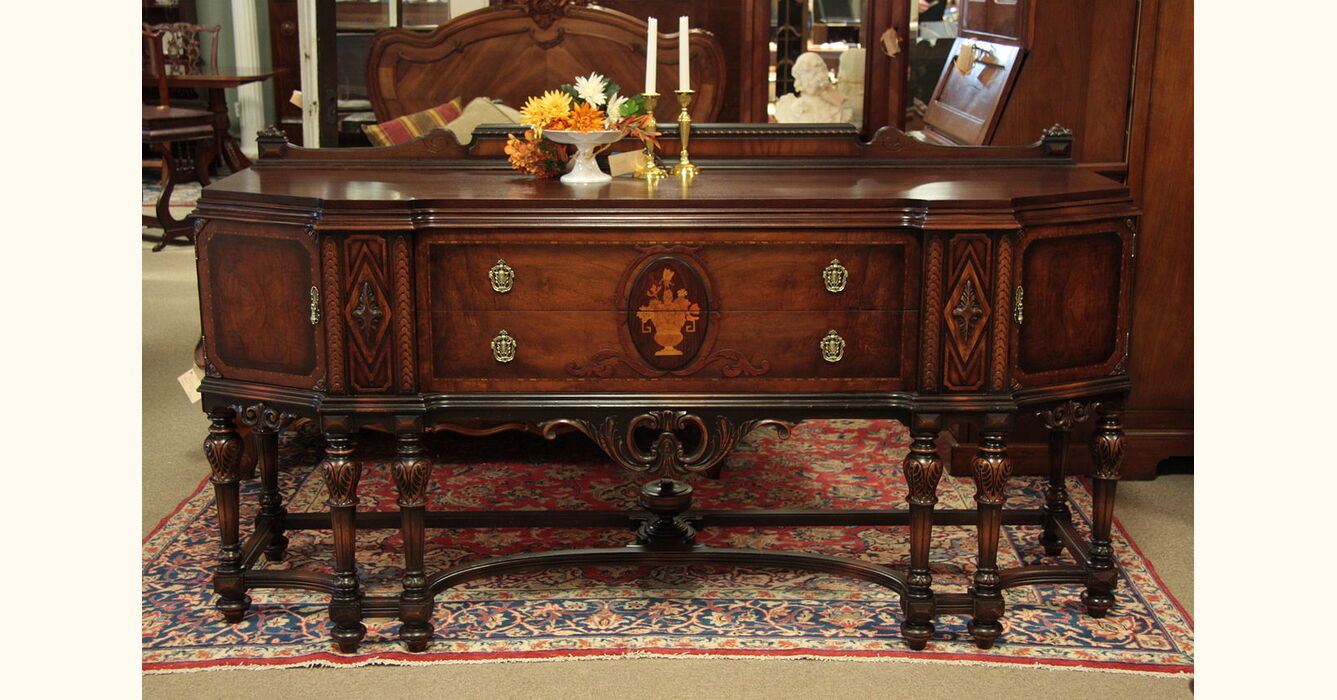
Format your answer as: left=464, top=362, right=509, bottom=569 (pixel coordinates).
left=198, top=221, right=323, bottom=389
left=1013, top=219, right=1133, bottom=385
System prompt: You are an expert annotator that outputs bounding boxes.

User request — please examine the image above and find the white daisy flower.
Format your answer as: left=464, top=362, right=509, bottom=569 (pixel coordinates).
left=604, top=94, right=628, bottom=127
left=573, top=72, right=609, bottom=107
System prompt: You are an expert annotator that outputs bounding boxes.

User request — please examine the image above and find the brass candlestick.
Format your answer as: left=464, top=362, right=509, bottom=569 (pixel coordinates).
left=672, top=89, right=698, bottom=178
left=633, top=92, right=668, bottom=180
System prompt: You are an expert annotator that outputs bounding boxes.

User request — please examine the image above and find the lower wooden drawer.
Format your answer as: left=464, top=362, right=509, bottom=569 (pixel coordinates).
left=421, top=310, right=917, bottom=392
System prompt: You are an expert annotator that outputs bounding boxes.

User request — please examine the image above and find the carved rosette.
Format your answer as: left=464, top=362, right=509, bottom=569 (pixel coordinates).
left=1038, top=401, right=1091, bottom=432
left=320, top=435, right=361, bottom=508
left=203, top=408, right=243, bottom=484
left=392, top=434, right=433, bottom=508
left=1089, top=405, right=1126, bottom=480
left=902, top=434, right=944, bottom=507
left=541, top=412, right=793, bottom=479
left=971, top=434, right=1011, bottom=506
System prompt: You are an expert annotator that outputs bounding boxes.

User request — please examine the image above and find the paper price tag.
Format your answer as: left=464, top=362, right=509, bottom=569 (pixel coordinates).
left=178, top=366, right=205, bottom=404
left=608, top=149, right=646, bottom=177
left=955, top=41, right=976, bottom=74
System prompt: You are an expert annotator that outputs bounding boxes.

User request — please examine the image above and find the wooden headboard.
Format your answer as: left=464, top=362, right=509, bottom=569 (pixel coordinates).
left=366, top=3, right=726, bottom=124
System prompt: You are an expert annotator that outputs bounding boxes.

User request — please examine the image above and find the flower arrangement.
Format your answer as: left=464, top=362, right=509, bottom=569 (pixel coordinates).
left=505, top=72, right=660, bottom=178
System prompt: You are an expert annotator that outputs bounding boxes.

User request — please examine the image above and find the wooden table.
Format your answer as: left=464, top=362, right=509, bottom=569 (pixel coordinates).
left=144, top=65, right=281, bottom=173
left=192, top=127, right=1135, bottom=654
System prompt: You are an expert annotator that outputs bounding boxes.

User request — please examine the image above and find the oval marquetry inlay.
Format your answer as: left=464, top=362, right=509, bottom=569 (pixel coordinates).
left=625, top=256, right=710, bottom=370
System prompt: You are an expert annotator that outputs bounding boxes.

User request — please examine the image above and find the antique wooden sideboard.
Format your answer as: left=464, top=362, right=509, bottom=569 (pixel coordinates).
left=192, top=126, right=1135, bottom=653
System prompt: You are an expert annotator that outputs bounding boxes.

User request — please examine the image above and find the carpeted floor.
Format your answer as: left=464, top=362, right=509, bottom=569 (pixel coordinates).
left=142, top=237, right=1194, bottom=698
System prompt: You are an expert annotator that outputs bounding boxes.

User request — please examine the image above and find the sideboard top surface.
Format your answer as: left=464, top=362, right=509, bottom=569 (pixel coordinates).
left=201, top=165, right=1130, bottom=213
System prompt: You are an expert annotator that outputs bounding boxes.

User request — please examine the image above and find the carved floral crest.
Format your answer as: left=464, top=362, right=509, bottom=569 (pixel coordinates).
left=502, top=0, right=589, bottom=30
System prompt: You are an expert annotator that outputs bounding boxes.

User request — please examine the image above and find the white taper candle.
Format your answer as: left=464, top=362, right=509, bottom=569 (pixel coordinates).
left=645, top=17, right=657, bottom=94
left=678, top=16, right=689, bottom=92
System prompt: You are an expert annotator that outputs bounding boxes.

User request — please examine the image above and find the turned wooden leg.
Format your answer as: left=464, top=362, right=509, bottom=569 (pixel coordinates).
left=256, top=429, right=289, bottom=562
left=1037, top=401, right=1089, bottom=557
left=967, top=419, right=1011, bottom=649
left=321, top=432, right=366, bottom=653
left=192, top=139, right=213, bottom=186
left=900, top=415, right=943, bottom=650
left=392, top=433, right=435, bottom=652
left=1040, top=429, right=1071, bottom=556
left=203, top=407, right=250, bottom=622
left=1083, top=402, right=1125, bottom=618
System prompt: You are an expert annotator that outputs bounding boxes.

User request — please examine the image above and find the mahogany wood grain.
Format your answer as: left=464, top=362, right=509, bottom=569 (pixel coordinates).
left=193, top=146, right=1137, bottom=652
left=921, top=39, right=1023, bottom=146
left=1122, top=0, right=1192, bottom=469
left=366, top=5, right=726, bottom=124
left=593, top=0, right=770, bottom=122
left=423, top=309, right=914, bottom=387
left=959, top=0, right=1029, bottom=44
left=425, top=238, right=917, bottom=312
left=985, top=0, right=1137, bottom=168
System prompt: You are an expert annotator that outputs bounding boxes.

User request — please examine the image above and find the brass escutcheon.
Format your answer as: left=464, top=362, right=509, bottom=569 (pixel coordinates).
left=823, top=259, right=848, bottom=293
left=1013, top=286, right=1025, bottom=325
left=820, top=330, right=845, bottom=363
left=491, top=330, right=516, bottom=363
left=309, top=286, right=320, bottom=325
left=489, top=259, right=514, bottom=293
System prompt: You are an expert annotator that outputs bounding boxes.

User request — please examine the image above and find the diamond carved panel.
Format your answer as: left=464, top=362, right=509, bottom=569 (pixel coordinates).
left=342, top=236, right=394, bottom=392
left=942, top=235, right=992, bottom=391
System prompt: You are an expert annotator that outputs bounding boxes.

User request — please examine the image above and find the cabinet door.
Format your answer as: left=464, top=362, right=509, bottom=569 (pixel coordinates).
left=198, top=221, right=325, bottom=390
left=1011, top=218, right=1134, bottom=387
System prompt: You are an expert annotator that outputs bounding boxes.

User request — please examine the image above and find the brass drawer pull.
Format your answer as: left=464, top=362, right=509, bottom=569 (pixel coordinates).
left=489, top=259, right=514, bottom=293
left=823, top=259, right=848, bottom=293
left=491, top=330, right=516, bottom=363
left=820, top=329, right=845, bottom=363
left=309, top=286, right=320, bottom=325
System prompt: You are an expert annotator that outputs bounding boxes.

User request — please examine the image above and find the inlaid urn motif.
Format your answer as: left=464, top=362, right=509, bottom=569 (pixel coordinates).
left=626, top=256, right=710, bottom=370
left=637, top=268, right=700, bottom=356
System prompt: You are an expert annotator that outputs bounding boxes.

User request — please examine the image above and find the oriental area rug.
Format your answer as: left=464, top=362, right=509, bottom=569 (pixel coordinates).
left=142, top=420, right=1193, bottom=675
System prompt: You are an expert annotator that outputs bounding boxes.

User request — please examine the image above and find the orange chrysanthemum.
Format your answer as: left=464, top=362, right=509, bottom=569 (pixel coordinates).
left=504, top=130, right=567, bottom=178
left=518, top=90, right=573, bottom=132
left=567, top=102, right=607, bottom=132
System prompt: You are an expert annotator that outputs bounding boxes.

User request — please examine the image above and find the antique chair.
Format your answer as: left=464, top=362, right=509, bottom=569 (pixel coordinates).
left=142, top=27, right=215, bottom=251
left=142, top=22, right=220, bottom=184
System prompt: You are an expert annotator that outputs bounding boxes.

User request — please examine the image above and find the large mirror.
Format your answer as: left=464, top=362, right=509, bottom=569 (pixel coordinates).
left=308, top=0, right=975, bottom=145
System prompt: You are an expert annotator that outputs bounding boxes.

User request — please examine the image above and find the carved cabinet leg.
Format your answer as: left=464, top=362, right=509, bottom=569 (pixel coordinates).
left=392, top=433, right=435, bottom=652
left=203, top=407, right=250, bottom=622
left=321, top=432, right=367, bottom=653
left=967, top=420, right=1011, bottom=649
left=256, top=429, right=289, bottom=561
left=900, top=416, right=944, bottom=650
left=1083, top=402, right=1126, bottom=618
left=1038, top=401, right=1088, bottom=557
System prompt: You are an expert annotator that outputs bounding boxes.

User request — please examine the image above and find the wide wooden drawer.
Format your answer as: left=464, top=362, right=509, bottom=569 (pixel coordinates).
left=424, top=239, right=920, bottom=312
left=423, top=310, right=916, bottom=387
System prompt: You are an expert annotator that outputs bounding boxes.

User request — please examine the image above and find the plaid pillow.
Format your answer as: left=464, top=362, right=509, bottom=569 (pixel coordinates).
left=362, top=98, right=464, bottom=146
